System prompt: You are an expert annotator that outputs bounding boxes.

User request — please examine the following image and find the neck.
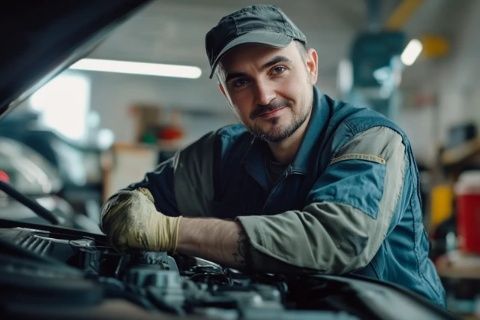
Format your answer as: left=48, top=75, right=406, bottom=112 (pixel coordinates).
left=268, top=110, right=311, bottom=165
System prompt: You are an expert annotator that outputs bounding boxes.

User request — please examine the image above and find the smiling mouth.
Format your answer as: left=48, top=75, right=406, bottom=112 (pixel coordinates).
left=253, top=106, right=287, bottom=119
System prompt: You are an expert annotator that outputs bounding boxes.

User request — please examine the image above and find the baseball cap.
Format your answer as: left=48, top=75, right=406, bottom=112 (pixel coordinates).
left=205, top=4, right=307, bottom=78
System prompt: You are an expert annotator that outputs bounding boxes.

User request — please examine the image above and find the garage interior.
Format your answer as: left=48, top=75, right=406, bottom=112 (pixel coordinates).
left=1, top=0, right=480, bottom=318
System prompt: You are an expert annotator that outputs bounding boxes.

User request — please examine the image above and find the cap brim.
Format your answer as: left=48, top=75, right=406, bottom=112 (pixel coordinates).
left=209, top=31, right=292, bottom=78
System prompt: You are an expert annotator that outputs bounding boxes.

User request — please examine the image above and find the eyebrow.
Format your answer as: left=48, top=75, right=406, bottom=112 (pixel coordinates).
left=225, top=55, right=292, bottom=83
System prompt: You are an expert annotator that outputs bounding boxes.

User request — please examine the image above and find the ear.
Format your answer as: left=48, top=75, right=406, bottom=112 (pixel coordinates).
left=305, top=48, right=318, bottom=84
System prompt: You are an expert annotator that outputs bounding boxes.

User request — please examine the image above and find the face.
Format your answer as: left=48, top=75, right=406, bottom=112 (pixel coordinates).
left=217, top=41, right=318, bottom=143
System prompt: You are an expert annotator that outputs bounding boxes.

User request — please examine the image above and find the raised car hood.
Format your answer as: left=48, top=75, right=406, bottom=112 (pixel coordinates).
left=0, top=0, right=150, bottom=119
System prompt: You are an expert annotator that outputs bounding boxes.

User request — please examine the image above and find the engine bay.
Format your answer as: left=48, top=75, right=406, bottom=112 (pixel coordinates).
left=1, top=224, right=374, bottom=319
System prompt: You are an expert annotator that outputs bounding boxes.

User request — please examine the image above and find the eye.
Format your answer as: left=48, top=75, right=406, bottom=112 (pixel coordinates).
left=270, top=65, right=288, bottom=76
left=229, top=77, right=250, bottom=89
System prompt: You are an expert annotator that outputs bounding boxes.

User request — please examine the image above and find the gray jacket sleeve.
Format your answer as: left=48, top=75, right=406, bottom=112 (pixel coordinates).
left=237, top=126, right=406, bottom=273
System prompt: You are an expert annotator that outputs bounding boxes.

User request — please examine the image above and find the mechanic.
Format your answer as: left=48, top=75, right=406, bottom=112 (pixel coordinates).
left=101, top=4, right=445, bottom=306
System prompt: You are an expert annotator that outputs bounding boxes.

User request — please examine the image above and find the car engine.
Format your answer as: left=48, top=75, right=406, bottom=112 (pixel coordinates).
left=0, top=223, right=372, bottom=319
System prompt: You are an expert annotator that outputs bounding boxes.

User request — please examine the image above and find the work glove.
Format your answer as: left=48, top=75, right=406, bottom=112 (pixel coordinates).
left=101, top=188, right=182, bottom=252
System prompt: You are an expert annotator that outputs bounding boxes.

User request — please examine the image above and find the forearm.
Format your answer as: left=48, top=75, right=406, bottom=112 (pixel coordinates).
left=176, top=217, right=248, bottom=269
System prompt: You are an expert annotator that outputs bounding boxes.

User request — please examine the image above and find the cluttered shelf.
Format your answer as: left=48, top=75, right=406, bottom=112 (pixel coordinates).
left=441, top=137, right=480, bottom=167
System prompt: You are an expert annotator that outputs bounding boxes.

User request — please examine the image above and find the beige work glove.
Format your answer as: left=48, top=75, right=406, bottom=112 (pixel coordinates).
left=101, top=188, right=181, bottom=252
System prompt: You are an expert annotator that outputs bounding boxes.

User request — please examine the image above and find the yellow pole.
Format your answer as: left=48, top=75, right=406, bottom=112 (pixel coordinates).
left=386, top=0, right=424, bottom=30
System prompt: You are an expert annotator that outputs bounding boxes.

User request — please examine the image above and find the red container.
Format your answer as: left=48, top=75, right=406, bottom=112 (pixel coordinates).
left=455, top=171, right=480, bottom=254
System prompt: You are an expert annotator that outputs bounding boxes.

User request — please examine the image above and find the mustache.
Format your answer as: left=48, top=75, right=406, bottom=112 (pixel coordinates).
left=249, top=99, right=291, bottom=120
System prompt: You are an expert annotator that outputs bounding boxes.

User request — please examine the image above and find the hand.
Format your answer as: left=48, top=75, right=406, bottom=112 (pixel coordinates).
left=101, top=189, right=181, bottom=252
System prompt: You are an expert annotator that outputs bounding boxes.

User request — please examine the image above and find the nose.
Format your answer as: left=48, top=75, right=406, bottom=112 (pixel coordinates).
left=254, top=79, right=275, bottom=106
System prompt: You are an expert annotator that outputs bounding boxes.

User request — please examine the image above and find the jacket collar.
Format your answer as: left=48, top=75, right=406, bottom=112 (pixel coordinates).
left=243, top=86, right=330, bottom=188
left=289, top=86, right=331, bottom=173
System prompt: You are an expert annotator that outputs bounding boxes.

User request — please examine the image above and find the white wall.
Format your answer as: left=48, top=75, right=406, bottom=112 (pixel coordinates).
left=436, top=0, right=480, bottom=142
left=88, top=71, right=235, bottom=146
left=396, top=0, right=480, bottom=167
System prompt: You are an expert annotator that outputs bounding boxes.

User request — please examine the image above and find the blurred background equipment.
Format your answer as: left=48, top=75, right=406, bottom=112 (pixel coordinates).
left=0, top=111, right=105, bottom=232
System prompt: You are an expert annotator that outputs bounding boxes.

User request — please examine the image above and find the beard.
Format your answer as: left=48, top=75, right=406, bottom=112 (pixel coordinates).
left=249, top=99, right=311, bottom=143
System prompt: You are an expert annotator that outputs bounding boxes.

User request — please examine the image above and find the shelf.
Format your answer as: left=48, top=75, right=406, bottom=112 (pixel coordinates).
left=436, top=250, right=480, bottom=279
left=441, top=137, right=480, bottom=167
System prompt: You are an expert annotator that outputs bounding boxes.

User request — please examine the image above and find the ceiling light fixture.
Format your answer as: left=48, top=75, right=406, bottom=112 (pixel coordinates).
left=69, top=58, right=202, bottom=79
left=400, top=39, right=423, bottom=66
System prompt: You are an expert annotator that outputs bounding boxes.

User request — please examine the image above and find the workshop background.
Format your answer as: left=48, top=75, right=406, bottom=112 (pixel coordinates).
left=3, top=0, right=480, bottom=317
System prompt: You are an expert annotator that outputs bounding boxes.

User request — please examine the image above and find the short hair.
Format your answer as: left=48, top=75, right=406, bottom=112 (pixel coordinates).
left=294, top=40, right=308, bottom=61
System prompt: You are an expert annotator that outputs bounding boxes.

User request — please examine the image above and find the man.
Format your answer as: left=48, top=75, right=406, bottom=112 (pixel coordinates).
left=101, top=4, right=445, bottom=306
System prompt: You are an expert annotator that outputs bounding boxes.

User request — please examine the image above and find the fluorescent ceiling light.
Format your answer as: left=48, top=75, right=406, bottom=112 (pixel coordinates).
left=401, top=39, right=423, bottom=66
left=69, top=58, right=202, bottom=79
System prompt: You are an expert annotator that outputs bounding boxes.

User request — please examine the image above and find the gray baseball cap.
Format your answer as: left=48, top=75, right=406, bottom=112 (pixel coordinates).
left=205, top=4, right=307, bottom=78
